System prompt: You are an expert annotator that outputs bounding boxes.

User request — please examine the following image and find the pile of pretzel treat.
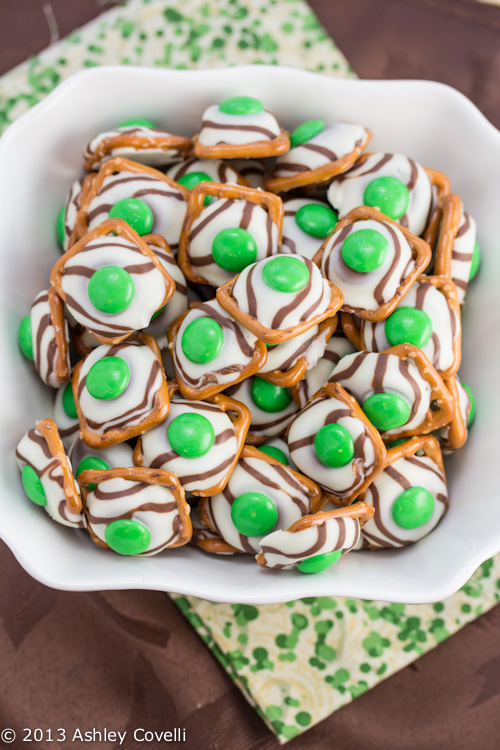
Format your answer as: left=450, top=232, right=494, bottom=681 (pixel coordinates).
left=16, top=95, right=478, bottom=572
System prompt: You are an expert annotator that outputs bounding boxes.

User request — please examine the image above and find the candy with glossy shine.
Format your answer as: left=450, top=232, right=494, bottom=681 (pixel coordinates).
left=168, top=413, right=215, bottom=458
left=105, top=518, right=151, bottom=555
left=86, top=356, right=131, bottom=400
left=231, top=491, right=278, bottom=536
left=181, top=318, right=224, bottom=364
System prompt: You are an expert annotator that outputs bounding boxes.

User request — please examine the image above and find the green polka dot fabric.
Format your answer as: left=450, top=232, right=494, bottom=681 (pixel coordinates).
left=1, top=0, right=497, bottom=741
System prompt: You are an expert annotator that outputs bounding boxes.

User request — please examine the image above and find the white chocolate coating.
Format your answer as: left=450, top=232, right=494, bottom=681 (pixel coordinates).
left=68, top=437, right=134, bottom=476
left=280, top=198, right=335, bottom=260
left=16, top=426, right=84, bottom=528
left=225, top=377, right=298, bottom=440
left=61, top=236, right=170, bottom=340
left=86, top=478, right=188, bottom=555
left=361, top=454, right=448, bottom=548
left=30, top=290, right=70, bottom=388
left=166, top=157, right=242, bottom=185
left=231, top=255, right=331, bottom=331
left=450, top=203, right=477, bottom=305
left=62, top=178, right=84, bottom=252
left=54, top=384, right=80, bottom=449
left=321, top=219, right=414, bottom=313
left=259, top=324, right=329, bottom=375
left=294, top=333, right=357, bottom=407
left=86, top=170, right=187, bottom=253
left=142, top=242, right=188, bottom=348
left=140, top=397, right=238, bottom=494
left=288, top=396, right=377, bottom=497
left=361, top=280, right=459, bottom=373
left=328, top=153, right=432, bottom=236
left=259, top=514, right=360, bottom=569
left=329, top=351, right=432, bottom=437
left=274, top=122, right=368, bottom=177
left=205, top=455, right=314, bottom=553
left=197, top=104, right=281, bottom=146
left=438, top=375, right=471, bottom=453
left=229, top=159, right=267, bottom=189
left=84, top=125, right=186, bottom=168
left=187, top=198, right=279, bottom=287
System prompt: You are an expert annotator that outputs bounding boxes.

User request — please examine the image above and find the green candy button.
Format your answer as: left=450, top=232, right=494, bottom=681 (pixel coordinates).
left=56, top=206, right=65, bottom=248
left=364, top=176, right=409, bottom=220
left=290, top=119, right=325, bottom=148
left=18, top=315, right=33, bottom=360
left=392, top=486, right=435, bottom=529
left=168, top=412, right=215, bottom=458
left=88, top=266, right=135, bottom=314
left=118, top=119, right=156, bottom=128
left=462, top=383, right=476, bottom=426
left=86, top=356, right=130, bottom=400
left=181, top=317, right=223, bottom=364
left=231, top=491, right=278, bottom=536
left=251, top=377, right=292, bottom=413
left=219, top=96, right=264, bottom=116
left=21, top=464, right=47, bottom=507
left=212, top=228, right=257, bottom=273
left=342, top=228, right=389, bottom=273
left=62, top=382, right=78, bottom=419
left=363, top=392, right=411, bottom=431
left=109, top=197, right=153, bottom=235
left=297, top=549, right=342, bottom=573
left=295, top=203, right=338, bottom=239
left=259, top=445, right=289, bottom=465
left=178, top=171, right=213, bottom=205
left=314, top=424, right=355, bottom=468
left=76, top=455, right=110, bottom=491
left=469, top=240, right=481, bottom=281
left=105, top=519, right=151, bottom=555
left=262, top=256, right=310, bottom=293
left=385, top=307, right=432, bottom=349
left=386, top=438, right=407, bottom=449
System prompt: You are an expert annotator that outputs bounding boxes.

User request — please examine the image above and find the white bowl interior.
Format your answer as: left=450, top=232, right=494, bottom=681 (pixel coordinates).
left=0, top=66, right=499, bottom=604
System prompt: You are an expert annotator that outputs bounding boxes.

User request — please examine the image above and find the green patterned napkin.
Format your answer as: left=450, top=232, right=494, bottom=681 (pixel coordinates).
left=2, top=0, right=497, bottom=742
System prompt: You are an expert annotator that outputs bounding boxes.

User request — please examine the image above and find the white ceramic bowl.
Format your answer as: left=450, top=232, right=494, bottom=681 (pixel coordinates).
left=1, top=66, right=499, bottom=604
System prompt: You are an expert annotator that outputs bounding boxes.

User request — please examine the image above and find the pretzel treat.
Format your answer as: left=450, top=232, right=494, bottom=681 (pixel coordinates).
left=83, top=121, right=192, bottom=171
left=228, top=158, right=268, bottom=189
left=51, top=219, right=176, bottom=345
left=168, top=299, right=267, bottom=400
left=73, top=158, right=189, bottom=253
left=193, top=96, right=290, bottom=159
left=178, top=182, right=284, bottom=288
left=18, top=288, right=71, bottom=388
left=217, top=255, right=343, bottom=344
left=135, top=389, right=250, bottom=496
left=438, top=375, right=475, bottom=453
left=72, top=334, right=169, bottom=448
left=190, top=508, right=242, bottom=555
left=68, top=436, right=134, bottom=483
left=291, top=329, right=357, bottom=407
left=434, top=194, right=480, bottom=305
left=165, top=157, right=249, bottom=187
left=16, top=418, right=84, bottom=528
left=258, top=317, right=337, bottom=388
left=288, top=382, right=387, bottom=505
left=57, top=174, right=94, bottom=252
left=359, top=275, right=461, bottom=378
left=225, top=376, right=299, bottom=443
left=360, top=436, right=448, bottom=548
left=329, top=346, right=454, bottom=440
left=198, top=445, right=321, bottom=554
left=316, top=206, right=431, bottom=321
left=257, top=501, right=374, bottom=570
left=278, top=198, right=338, bottom=260
left=79, top=466, right=191, bottom=555
left=54, top=383, right=80, bottom=449
left=265, top=121, right=371, bottom=193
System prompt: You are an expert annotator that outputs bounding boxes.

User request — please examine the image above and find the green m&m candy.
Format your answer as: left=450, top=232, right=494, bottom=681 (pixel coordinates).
left=76, top=455, right=110, bottom=491
left=21, top=464, right=47, bottom=506
left=295, top=203, right=338, bottom=239
left=262, top=256, right=310, bottom=293
left=341, top=228, right=389, bottom=273
left=231, top=491, right=278, bottom=536
left=86, top=356, right=130, bottom=400
left=212, top=228, right=257, bottom=273
left=251, top=377, right=292, bottom=413
left=181, top=318, right=224, bottom=364
left=469, top=240, right=481, bottom=281
left=290, top=119, right=325, bottom=148
left=259, top=445, right=289, bottom=465
left=168, top=412, right=215, bottom=458
left=386, top=438, right=407, bottom=449
left=363, top=392, right=411, bottom=431
left=314, top=424, right=355, bottom=468
left=105, top=519, right=151, bottom=555
left=364, top=176, right=409, bottom=220
left=56, top=206, right=66, bottom=248
left=177, top=171, right=212, bottom=191
left=151, top=304, right=166, bottom=321
left=18, top=315, right=33, bottom=360
left=88, top=266, right=135, bottom=314
left=118, top=119, right=156, bottom=128
left=297, top=549, right=342, bottom=573
left=462, top=383, right=475, bottom=426
left=219, top=96, right=264, bottom=116
left=62, top=382, right=78, bottom=419
left=109, top=197, right=154, bottom=235
left=392, top=486, right=435, bottom=529
left=385, top=307, right=432, bottom=349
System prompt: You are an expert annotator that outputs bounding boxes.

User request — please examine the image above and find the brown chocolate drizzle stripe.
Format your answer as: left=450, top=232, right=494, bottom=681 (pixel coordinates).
left=371, top=352, right=389, bottom=393
left=97, top=174, right=161, bottom=195
left=77, top=240, right=136, bottom=253
left=406, top=158, right=418, bottom=191
left=175, top=455, right=235, bottom=485
left=16, top=447, right=65, bottom=489
left=452, top=250, right=473, bottom=262
left=59, top=423, right=79, bottom=439
left=325, top=224, right=350, bottom=280
left=58, top=499, right=84, bottom=526
left=250, top=411, right=296, bottom=434
left=453, top=277, right=468, bottom=291
left=431, top=332, right=440, bottom=368
left=396, top=356, right=421, bottom=426
left=405, top=455, right=444, bottom=481
left=123, top=262, right=157, bottom=274
left=288, top=435, right=315, bottom=452
left=88, top=501, right=178, bottom=523
left=23, top=429, right=52, bottom=459
left=456, top=212, right=470, bottom=238
left=365, top=479, right=410, bottom=547
left=240, top=201, right=256, bottom=230
left=275, top=163, right=311, bottom=175
left=281, top=236, right=296, bottom=252
left=35, top=313, right=53, bottom=369
left=262, top=522, right=329, bottom=560
left=201, top=120, right=277, bottom=139
left=271, top=259, right=314, bottom=329
left=351, top=153, right=393, bottom=179
left=197, top=303, right=254, bottom=357
left=265, top=212, right=274, bottom=256
left=329, top=351, right=369, bottom=383
left=64, top=293, right=132, bottom=333
left=276, top=332, right=316, bottom=372
left=63, top=266, right=94, bottom=278
left=373, top=224, right=403, bottom=305
left=189, top=198, right=234, bottom=241
left=246, top=265, right=258, bottom=319
left=302, top=142, right=338, bottom=161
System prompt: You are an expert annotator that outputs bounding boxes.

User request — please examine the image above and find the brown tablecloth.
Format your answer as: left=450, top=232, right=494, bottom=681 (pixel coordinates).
left=2, top=1, right=500, bottom=748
